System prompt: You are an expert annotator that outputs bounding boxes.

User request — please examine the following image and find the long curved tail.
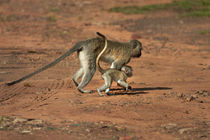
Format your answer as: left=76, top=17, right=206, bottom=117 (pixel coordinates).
left=6, top=44, right=81, bottom=86
left=96, top=32, right=107, bottom=74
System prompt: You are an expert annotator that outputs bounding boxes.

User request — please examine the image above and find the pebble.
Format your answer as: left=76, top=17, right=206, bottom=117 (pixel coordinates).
left=161, top=123, right=177, bottom=129
left=86, top=128, right=91, bottom=133
left=177, top=93, right=184, bottom=98
left=32, top=127, right=42, bottom=130
left=186, top=96, right=196, bottom=102
left=178, top=128, right=193, bottom=134
left=13, top=117, right=27, bottom=124
left=27, top=119, right=43, bottom=125
left=21, top=130, right=31, bottom=134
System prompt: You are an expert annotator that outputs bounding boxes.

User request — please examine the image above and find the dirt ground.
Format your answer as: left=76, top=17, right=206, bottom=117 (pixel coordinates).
left=0, top=0, right=210, bottom=139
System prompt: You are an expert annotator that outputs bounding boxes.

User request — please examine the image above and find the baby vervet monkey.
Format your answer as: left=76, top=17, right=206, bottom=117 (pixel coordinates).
left=96, top=32, right=133, bottom=96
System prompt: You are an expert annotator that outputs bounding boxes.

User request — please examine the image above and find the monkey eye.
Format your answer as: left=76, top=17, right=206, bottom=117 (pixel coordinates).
left=133, top=41, right=137, bottom=49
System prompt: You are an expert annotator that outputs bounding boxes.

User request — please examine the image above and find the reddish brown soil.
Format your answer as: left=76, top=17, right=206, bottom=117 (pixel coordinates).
left=0, top=0, right=210, bottom=139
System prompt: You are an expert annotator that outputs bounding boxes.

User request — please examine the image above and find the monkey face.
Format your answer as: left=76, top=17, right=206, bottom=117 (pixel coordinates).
left=130, top=40, right=142, bottom=58
left=121, top=65, right=133, bottom=77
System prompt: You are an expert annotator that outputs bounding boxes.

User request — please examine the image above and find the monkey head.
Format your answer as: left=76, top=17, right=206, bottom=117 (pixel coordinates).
left=121, top=65, right=133, bottom=77
left=130, top=40, right=142, bottom=58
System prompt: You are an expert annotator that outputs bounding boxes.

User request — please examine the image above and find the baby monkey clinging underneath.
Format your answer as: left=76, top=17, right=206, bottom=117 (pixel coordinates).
left=96, top=32, right=133, bottom=96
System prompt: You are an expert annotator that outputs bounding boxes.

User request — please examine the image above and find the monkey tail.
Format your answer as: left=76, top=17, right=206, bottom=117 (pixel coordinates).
left=6, top=44, right=81, bottom=86
left=96, top=32, right=107, bottom=74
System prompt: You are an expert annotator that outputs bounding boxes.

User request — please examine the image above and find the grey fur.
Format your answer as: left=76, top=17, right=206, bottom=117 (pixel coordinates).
left=7, top=33, right=142, bottom=93
left=96, top=32, right=134, bottom=96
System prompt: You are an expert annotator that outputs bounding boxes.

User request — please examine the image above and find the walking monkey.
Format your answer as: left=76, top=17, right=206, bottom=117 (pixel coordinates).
left=7, top=33, right=142, bottom=93
left=96, top=32, right=133, bottom=96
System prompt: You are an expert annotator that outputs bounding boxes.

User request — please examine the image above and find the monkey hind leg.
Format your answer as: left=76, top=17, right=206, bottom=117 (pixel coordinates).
left=72, top=68, right=83, bottom=86
left=117, top=80, right=129, bottom=91
left=97, top=85, right=107, bottom=96
left=97, top=74, right=112, bottom=96
left=77, top=69, right=95, bottom=93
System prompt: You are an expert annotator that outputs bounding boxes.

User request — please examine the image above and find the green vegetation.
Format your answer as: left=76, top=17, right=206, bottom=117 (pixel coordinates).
left=0, top=14, right=18, bottom=22
left=174, top=0, right=210, bottom=17
left=0, top=116, right=8, bottom=122
left=46, top=16, right=56, bottom=22
left=50, top=7, right=60, bottom=12
left=199, top=29, right=210, bottom=35
left=71, top=122, right=94, bottom=127
left=45, top=126, right=59, bottom=131
left=71, top=123, right=81, bottom=127
left=110, top=4, right=167, bottom=14
left=110, top=0, right=210, bottom=17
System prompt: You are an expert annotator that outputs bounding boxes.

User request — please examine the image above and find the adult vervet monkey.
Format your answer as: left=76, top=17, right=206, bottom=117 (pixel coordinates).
left=96, top=32, right=133, bottom=96
left=7, top=33, right=142, bottom=93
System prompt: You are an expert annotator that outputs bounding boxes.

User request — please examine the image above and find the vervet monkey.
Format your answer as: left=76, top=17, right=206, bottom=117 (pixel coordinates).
left=7, top=33, right=142, bottom=93
left=96, top=32, right=133, bottom=96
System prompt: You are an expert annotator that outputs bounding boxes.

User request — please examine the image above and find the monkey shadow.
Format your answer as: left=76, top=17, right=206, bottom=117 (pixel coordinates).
left=109, top=87, right=172, bottom=96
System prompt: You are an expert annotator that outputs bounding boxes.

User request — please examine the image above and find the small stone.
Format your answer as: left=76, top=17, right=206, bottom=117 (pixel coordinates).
left=27, top=119, right=43, bottom=125
left=67, top=130, right=73, bottom=134
left=161, top=123, right=177, bottom=129
left=32, top=127, right=42, bottom=130
left=115, top=126, right=126, bottom=131
left=196, top=90, right=208, bottom=96
left=202, top=91, right=208, bottom=96
left=178, top=128, right=193, bottom=134
left=192, top=94, right=198, bottom=98
left=177, top=93, right=184, bottom=98
left=186, top=97, right=191, bottom=102
left=21, top=130, right=31, bottom=134
left=13, top=117, right=27, bottom=124
left=169, top=91, right=176, bottom=95
left=86, top=128, right=91, bottom=133
left=186, top=96, right=196, bottom=102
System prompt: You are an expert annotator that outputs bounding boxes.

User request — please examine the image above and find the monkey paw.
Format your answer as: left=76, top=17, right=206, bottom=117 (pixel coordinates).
left=123, top=86, right=132, bottom=91
left=128, top=86, right=132, bottom=90
left=78, top=88, right=94, bottom=93
left=106, top=92, right=114, bottom=96
left=72, top=79, right=79, bottom=87
left=97, top=89, right=104, bottom=96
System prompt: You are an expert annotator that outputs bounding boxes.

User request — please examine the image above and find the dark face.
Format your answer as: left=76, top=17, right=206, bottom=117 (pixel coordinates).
left=130, top=40, right=142, bottom=58
left=126, top=70, right=133, bottom=77
left=135, top=50, right=141, bottom=58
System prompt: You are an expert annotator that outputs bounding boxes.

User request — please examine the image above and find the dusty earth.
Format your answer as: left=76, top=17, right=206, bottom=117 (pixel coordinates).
left=0, top=0, right=210, bottom=139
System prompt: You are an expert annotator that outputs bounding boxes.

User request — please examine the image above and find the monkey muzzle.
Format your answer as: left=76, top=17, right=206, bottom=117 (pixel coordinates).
left=135, top=51, right=141, bottom=58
